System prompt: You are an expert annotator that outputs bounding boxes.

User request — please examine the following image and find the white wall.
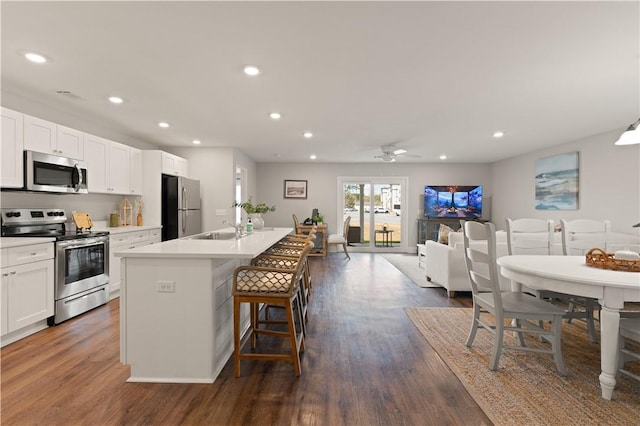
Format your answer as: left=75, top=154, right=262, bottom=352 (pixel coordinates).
left=491, top=129, right=640, bottom=234
left=0, top=192, right=125, bottom=224
left=256, top=162, right=492, bottom=246
left=168, top=147, right=257, bottom=232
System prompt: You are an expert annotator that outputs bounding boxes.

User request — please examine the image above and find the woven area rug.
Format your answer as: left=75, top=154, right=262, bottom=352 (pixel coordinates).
left=405, top=307, right=640, bottom=426
left=382, top=254, right=440, bottom=288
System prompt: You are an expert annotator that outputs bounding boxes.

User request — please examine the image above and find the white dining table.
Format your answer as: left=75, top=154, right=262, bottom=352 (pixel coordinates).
left=497, top=255, right=640, bottom=400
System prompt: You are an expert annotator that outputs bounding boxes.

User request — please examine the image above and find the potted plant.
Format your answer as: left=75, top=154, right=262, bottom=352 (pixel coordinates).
left=232, top=196, right=276, bottom=230
left=314, top=213, right=324, bottom=224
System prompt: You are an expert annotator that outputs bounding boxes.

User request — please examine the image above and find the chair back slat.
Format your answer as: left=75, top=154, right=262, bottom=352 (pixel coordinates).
left=462, top=221, right=503, bottom=309
left=561, top=219, right=611, bottom=255
left=506, top=218, right=554, bottom=255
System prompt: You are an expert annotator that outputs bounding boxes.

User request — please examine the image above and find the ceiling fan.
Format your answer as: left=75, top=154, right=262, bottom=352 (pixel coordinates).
left=374, top=145, right=420, bottom=162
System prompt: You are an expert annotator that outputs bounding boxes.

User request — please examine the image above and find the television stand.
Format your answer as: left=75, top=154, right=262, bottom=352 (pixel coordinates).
left=417, top=217, right=485, bottom=243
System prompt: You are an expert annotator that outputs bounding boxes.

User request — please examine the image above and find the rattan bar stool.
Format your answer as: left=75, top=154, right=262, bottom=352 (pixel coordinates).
left=233, top=243, right=311, bottom=377
left=261, top=240, right=314, bottom=323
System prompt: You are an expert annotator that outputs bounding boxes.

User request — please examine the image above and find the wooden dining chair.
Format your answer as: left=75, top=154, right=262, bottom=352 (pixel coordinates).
left=463, top=220, right=567, bottom=375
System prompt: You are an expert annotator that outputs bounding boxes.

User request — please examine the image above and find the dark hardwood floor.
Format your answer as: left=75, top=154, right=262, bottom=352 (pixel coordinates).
left=1, top=253, right=490, bottom=425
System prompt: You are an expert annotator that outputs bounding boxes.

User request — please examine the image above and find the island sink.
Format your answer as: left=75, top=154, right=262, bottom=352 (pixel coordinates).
left=188, top=232, right=240, bottom=240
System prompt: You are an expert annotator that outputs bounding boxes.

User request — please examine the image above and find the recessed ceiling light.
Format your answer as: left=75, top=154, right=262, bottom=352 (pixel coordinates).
left=192, top=140, right=201, bottom=145
left=310, top=154, right=317, bottom=160
left=158, top=122, right=170, bottom=128
left=303, top=132, right=313, bottom=139
left=108, top=96, right=123, bottom=104
left=243, top=65, right=261, bottom=76
left=269, top=112, right=281, bottom=120
left=25, top=52, right=46, bottom=63
left=440, top=154, right=447, bottom=160
left=493, top=131, right=505, bottom=138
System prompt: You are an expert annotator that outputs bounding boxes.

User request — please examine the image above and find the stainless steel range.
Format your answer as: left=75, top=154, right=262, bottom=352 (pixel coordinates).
left=1, top=208, right=109, bottom=324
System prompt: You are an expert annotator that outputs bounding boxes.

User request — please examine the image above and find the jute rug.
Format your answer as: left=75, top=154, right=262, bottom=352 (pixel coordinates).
left=382, top=254, right=440, bottom=288
left=405, top=307, right=640, bottom=426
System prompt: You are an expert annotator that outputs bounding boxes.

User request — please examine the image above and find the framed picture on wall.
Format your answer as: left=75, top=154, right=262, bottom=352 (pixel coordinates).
left=284, top=180, right=308, bottom=199
left=535, top=151, right=579, bottom=210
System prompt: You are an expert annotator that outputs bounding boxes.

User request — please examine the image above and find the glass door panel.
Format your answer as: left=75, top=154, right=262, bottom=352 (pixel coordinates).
left=342, top=180, right=404, bottom=250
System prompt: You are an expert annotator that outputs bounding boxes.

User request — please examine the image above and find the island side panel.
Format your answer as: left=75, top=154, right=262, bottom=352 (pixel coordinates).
left=121, top=257, right=245, bottom=383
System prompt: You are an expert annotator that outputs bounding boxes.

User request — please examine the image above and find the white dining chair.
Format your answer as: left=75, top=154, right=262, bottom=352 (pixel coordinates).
left=561, top=219, right=611, bottom=255
left=463, top=220, right=567, bottom=375
left=506, top=218, right=598, bottom=342
left=560, top=219, right=611, bottom=341
left=327, top=216, right=351, bottom=259
left=618, top=316, right=640, bottom=383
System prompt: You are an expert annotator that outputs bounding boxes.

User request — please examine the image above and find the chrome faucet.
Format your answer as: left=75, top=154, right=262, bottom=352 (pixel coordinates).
left=234, top=222, right=244, bottom=239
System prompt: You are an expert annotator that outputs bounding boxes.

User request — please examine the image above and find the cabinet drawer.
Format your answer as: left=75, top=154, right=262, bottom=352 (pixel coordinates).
left=127, top=231, right=150, bottom=245
left=7, top=243, right=54, bottom=266
left=110, top=230, right=150, bottom=248
left=148, top=228, right=161, bottom=243
left=1, top=248, right=7, bottom=268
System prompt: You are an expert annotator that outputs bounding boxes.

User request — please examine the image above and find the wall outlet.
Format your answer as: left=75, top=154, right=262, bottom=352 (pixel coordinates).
left=157, top=281, right=175, bottom=293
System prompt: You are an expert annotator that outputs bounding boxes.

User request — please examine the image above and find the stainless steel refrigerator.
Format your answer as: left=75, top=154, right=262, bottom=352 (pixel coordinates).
left=161, top=174, right=202, bottom=241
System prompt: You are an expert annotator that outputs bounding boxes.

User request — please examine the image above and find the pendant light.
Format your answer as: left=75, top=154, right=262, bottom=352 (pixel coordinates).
left=614, top=118, right=640, bottom=145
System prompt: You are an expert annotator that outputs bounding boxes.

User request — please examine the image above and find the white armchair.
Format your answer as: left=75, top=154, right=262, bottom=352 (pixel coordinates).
left=425, top=230, right=511, bottom=297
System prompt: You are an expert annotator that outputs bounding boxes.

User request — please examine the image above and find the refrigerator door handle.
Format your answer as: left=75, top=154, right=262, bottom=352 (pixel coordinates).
left=182, top=186, right=187, bottom=210
left=182, top=209, right=187, bottom=235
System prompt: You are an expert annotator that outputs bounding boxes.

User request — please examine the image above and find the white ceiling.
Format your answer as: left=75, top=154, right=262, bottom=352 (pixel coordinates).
left=1, top=1, right=638, bottom=163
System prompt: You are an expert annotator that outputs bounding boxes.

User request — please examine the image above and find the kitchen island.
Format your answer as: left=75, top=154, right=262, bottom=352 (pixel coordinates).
left=115, top=227, right=292, bottom=383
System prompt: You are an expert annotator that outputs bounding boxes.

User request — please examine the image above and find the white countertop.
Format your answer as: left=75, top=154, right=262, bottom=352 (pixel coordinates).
left=0, top=237, right=56, bottom=248
left=115, top=227, right=293, bottom=259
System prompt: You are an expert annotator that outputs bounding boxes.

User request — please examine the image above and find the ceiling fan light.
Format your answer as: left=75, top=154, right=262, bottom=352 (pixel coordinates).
left=393, top=148, right=407, bottom=155
left=614, top=118, right=640, bottom=145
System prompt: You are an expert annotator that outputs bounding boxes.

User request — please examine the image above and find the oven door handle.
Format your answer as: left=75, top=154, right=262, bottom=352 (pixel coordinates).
left=57, top=237, right=108, bottom=249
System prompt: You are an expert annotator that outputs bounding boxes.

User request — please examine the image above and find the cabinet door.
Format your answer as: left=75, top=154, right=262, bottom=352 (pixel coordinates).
left=1, top=108, right=24, bottom=188
left=84, top=134, right=110, bottom=193
left=1, top=271, right=8, bottom=335
left=109, top=141, right=130, bottom=194
left=129, top=147, right=142, bottom=195
left=175, top=156, right=188, bottom=177
left=24, top=114, right=57, bottom=155
left=161, top=152, right=188, bottom=177
left=57, top=125, right=84, bottom=160
left=6, top=259, right=54, bottom=332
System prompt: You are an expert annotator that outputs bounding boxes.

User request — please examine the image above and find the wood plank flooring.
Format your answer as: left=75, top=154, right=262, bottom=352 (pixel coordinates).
left=1, top=253, right=490, bottom=425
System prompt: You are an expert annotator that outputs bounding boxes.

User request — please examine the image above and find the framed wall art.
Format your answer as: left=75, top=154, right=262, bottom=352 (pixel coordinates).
left=535, top=151, right=579, bottom=210
left=284, top=180, right=308, bottom=199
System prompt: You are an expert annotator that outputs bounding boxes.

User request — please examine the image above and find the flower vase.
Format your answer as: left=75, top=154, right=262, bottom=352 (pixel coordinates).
left=250, top=213, right=264, bottom=230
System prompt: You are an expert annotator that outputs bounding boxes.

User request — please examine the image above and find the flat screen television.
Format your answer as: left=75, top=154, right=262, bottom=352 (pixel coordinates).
left=424, top=185, right=483, bottom=219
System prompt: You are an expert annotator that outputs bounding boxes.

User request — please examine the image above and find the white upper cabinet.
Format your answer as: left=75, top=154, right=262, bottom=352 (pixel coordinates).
left=84, top=134, right=110, bottom=193
left=84, top=135, right=131, bottom=194
left=161, top=151, right=188, bottom=177
left=109, top=141, right=130, bottom=194
left=129, top=147, right=143, bottom=195
left=1, top=107, right=24, bottom=188
left=23, top=114, right=84, bottom=160
left=57, top=125, right=84, bottom=159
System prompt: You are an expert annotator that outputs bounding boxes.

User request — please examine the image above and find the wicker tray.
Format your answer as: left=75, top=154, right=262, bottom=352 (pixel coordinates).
left=585, top=248, right=640, bottom=272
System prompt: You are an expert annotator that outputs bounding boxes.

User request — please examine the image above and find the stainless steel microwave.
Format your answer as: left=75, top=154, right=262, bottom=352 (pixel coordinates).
left=24, top=150, right=88, bottom=194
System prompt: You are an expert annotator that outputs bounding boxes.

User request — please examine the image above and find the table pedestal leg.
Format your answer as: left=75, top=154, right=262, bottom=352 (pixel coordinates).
left=599, top=305, right=621, bottom=400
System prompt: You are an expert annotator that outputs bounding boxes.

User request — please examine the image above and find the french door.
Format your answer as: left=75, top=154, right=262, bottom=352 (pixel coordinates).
left=338, top=177, right=407, bottom=251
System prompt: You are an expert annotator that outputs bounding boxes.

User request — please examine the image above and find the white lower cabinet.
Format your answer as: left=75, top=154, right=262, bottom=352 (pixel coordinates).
left=109, top=228, right=161, bottom=297
left=1, top=243, right=55, bottom=346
